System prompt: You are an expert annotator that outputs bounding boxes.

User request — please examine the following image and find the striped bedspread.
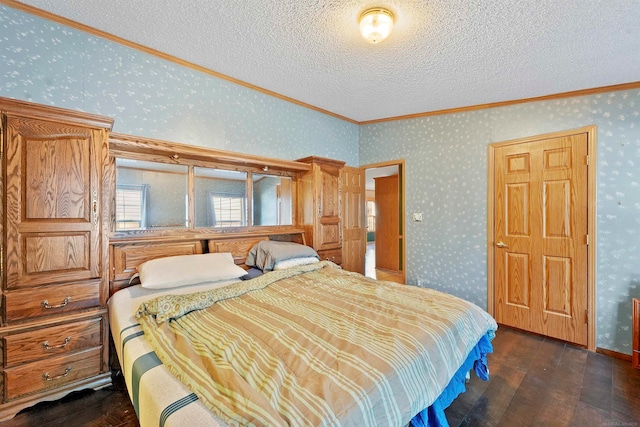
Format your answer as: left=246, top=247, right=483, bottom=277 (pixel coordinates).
left=137, top=262, right=497, bottom=427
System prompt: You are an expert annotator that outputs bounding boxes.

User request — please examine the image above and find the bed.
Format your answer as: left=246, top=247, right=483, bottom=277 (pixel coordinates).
left=108, top=233, right=497, bottom=427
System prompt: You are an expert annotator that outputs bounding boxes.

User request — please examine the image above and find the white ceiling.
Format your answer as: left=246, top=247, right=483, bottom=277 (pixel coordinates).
left=15, top=0, right=640, bottom=123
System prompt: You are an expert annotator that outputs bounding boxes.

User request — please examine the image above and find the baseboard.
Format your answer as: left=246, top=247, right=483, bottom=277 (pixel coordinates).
left=596, top=347, right=632, bottom=362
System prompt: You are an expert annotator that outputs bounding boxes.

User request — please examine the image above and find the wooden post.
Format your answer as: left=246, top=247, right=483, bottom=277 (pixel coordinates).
left=633, top=298, right=640, bottom=369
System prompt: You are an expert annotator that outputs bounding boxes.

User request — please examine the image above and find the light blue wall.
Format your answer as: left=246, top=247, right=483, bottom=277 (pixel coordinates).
left=0, top=5, right=359, bottom=165
left=2, top=5, right=639, bottom=355
left=360, top=91, right=640, bottom=355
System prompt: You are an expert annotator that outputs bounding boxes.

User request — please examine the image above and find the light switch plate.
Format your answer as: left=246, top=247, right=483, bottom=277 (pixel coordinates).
left=412, top=212, right=423, bottom=222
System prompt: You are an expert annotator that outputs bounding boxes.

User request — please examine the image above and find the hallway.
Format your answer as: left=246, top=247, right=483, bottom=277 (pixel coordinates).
left=365, top=241, right=376, bottom=278
left=365, top=241, right=403, bottom=283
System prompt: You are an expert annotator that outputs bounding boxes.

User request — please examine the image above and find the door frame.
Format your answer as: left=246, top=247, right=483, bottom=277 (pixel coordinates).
left=361, top=159, right=406, bottom=284
left=487, top=125, right=597, bottom=351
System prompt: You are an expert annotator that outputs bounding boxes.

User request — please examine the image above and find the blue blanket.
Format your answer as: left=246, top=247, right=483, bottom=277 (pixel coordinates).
left=411, top=332, right=495, bottom=427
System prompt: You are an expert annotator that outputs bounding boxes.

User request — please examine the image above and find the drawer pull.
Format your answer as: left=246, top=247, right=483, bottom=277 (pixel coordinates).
left=43, top=366, right=72, bottom=381
left=42, top=336, right=72, bottom=350
left=92, top=190, right=99, bottom=226
left=41, top=297, right=71, bottom=310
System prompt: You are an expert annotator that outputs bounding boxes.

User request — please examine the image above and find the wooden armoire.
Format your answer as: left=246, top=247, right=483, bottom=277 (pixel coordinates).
left=0, top=97, right=113, bottom=420
left=297, top=156, right=345, bottom=265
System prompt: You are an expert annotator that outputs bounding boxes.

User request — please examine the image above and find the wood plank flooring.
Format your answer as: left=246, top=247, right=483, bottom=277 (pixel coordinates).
left=446, top=326, right=640, bottom=426
left=2, top=326, right=639, bottom=426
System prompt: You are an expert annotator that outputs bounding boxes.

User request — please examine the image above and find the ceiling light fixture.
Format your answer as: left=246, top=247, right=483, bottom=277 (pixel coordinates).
left=359, top=8, right=394, bottom=44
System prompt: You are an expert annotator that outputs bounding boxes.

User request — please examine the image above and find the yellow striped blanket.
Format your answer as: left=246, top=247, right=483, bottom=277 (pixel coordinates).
left=137, top=262, right=497, bottom=427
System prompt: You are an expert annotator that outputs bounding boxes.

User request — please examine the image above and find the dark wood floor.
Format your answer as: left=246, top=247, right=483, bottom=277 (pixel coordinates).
left=445, top=326, right=640, bottom=426
left=2, top=326, right=639, bottom=426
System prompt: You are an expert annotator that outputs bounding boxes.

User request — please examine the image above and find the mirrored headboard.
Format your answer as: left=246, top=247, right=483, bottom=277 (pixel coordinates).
left=108, top=132, right=310, bottom=238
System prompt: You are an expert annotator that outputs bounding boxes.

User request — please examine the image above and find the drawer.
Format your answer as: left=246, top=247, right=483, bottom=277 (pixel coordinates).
left=4, top=280, right=101, bottom=322
left=4, top=318, right=103, bottom=367
left=317, top=248, right=342, bottom=265
left=4, top=347, right=102, bottom=400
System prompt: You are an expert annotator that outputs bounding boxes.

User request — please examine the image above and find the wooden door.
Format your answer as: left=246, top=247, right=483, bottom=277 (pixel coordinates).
left=341, top=166, right=365, bottom=274
left=493, top=133, right=588, bottom=345
left=374, top=175, right=399, bottom=271
left=4, top=114, right=106, bottom=289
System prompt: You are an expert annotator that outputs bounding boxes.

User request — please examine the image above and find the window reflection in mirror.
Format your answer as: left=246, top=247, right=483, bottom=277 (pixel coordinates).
left=115, top=158, right=188, bottom=230
left=194, top=168, right=248, bottom=228
left=252, top=174, right=293, bottom=226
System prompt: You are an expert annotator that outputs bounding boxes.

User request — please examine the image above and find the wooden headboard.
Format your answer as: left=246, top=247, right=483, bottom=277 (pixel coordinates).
left=109, top=230, right=306, bottom=295
left=207, top=231, right=305, bottom=266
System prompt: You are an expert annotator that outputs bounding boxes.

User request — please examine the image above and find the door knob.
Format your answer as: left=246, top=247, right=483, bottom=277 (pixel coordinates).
left=496, top=241, right=509, bottom=248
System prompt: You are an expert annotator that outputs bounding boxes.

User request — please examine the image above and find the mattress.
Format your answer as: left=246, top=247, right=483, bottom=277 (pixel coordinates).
left=109, top=280, right=238, bottom=427
left=109, top=269, right=496, bottom=427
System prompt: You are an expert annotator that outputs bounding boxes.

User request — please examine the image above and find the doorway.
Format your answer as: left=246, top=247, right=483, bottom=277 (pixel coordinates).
left=487, top=126, right=596, bottom=350
left=362, top=160, right=405, bottom=284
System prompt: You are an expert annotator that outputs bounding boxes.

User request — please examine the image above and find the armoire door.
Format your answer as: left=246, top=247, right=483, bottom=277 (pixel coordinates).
left=493, top=132, right=589, bottom=345
left=4, top=114, right=106, bottom=289
left=316, top=162, right=341, bottom=251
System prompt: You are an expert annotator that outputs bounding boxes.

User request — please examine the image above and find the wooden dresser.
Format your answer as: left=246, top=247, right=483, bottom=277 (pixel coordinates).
left=0, top=97, right=113, bottom=420
left=297, top=156, right=345, bottom=265
left=633, top=298, right=639, bottom=369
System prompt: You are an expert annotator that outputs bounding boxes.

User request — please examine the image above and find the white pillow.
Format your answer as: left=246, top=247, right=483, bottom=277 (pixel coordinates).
left=138, top=252, right=247, bottom=289
left=273, top=256, right=320, bottom=270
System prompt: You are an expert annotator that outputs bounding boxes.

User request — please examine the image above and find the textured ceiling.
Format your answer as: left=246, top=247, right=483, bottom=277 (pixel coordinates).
left=14, top=0, right=640, bottom=122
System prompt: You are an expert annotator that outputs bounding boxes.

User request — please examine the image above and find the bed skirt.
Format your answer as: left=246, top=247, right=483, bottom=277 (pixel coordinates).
left=411, top=332, right=495, bottom=427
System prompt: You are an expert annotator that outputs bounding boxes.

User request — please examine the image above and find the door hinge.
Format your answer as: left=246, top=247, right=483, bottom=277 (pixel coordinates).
left=586, top=155, right=589, bottom=166
left=586, top=234, right=589, bottom=245
left=585, top=309, right=589, bottom=324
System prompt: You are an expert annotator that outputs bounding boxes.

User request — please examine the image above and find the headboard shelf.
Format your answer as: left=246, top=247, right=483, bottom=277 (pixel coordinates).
left=109, top=227, right=306, bottom=245
left=110, top=132, right=311, bottom=173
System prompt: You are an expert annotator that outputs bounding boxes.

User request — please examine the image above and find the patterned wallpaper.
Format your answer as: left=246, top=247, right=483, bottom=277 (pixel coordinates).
left=2, top=5, right=639, bottom=354
left=0, top=5, right=359, bottom=165
left=360, top=91, right=640, bottom=355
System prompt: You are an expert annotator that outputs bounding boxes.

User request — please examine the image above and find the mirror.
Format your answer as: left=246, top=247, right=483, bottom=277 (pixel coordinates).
left=115, top=158, right=294, bottom=231
left=194, top=168, right=248, bottom=228
left=252, top=174, right=292, bottom=226
left=115, top=158, right=188, bottom=230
